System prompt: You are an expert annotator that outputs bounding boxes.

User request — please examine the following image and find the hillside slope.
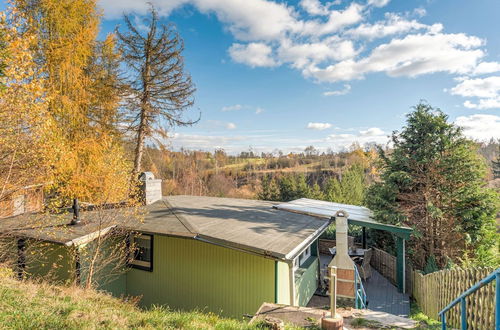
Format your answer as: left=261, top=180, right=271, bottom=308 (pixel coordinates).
left=0, top=273, right=267, bottom=329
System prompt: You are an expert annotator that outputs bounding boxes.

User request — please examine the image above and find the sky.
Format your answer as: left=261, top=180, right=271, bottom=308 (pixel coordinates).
left=11, top=0, right=500, bottom=153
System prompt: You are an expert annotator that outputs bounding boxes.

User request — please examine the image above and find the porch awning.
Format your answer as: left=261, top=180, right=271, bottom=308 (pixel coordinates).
left=274, top=198, right=412, bottom=239
left=274, top=198, right=413, bottom=293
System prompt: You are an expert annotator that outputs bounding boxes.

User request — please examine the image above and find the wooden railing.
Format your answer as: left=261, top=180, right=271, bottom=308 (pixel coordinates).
left=412, top=267, right=496, bottom=329
left=369, top=247, right=413, bottom=294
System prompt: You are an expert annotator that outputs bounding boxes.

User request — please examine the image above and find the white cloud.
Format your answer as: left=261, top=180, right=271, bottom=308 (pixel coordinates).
left=101, top=0, right=496, bottom=91
left=454, top=114, right=500, bottom=140
left=307, top=122, right=332, bottom=130
left=278, top=37, right=357, bottom=69
left=300, top=0, right=330, bottom=16
left=305, top=33, right=484, bottom=82
left=367, top=0, right=390, bottom=8
left=221, top=104, right=264, bottom=113
left=229, top=43, right=278, bottom=67
left=346, top=13, right=442, bottom=40
left=301, top=3, right=364, bottom=36
left=206, top=120, right=238, bottom=130
left=226, top=122, right=237, bottom=130
left=473, top=62, right=500, bottom=75
left=450, top=76, right=500, bottom=109
left=413, top=7, right=426, bottom=17
left=360, top=127, right=385, bottom=136
left=326, top=127, right=389, bottom=149
left=323, top=84, right=351, bottom=96
left=221, top=104, right=244, bottom=111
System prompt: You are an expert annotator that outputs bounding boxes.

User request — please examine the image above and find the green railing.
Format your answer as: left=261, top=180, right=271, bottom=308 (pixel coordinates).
left=354, top=266, right=367, bottom=309
left=438, top=268, right=499, bottom=330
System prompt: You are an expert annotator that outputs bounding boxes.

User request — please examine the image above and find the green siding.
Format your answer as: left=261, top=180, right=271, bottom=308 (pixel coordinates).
left=78, top=238, right=127, bottom=296
left=295, top=257, right=319, bottom=306
left=25, top=241, right=74, bottom=284
left=276, top=261, right=291, bottom=305
left=126, top=235, right=275, bottom=318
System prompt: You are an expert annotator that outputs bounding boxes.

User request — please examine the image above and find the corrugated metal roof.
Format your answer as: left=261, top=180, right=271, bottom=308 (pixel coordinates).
left=275, top=198, right=412, bottom=238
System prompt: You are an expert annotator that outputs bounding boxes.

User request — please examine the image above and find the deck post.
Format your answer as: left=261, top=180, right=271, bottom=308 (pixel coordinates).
left=362, top=227, right=367, bottom=249
left=396, top=236, right=405, bottom=293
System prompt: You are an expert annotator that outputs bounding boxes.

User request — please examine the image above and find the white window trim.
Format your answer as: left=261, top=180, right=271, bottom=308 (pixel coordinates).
left=293, top=244, right=312, bottom=270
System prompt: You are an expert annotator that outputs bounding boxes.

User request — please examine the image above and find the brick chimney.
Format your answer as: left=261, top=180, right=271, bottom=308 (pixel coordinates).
left=139, top=172, right=162, bottom=205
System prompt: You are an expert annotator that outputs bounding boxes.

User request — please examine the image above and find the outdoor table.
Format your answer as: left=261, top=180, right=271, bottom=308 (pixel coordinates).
left=328, top=247, right=368, bottom=258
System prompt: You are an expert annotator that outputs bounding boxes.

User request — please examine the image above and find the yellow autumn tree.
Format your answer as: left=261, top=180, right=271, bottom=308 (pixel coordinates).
left=0, top=8, right=53, bottom=205
left=13, top=0, right=131, bottom=205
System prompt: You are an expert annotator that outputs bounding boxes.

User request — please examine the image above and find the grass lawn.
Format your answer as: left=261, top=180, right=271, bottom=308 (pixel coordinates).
left=0, top=270, right=302, bottom=329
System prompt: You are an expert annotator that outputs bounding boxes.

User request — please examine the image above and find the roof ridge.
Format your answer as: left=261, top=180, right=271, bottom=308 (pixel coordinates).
left=161, top=198, right=199, bottom=235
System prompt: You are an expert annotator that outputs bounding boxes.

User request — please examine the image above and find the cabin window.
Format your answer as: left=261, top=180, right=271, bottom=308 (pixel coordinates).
left=130, top=234, right=153, bottom=271
left=294, top=245, right=312, bottom=269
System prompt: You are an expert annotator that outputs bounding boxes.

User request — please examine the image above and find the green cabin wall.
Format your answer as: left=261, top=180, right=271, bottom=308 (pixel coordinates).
left=126, top=235, right=275, bottom=318
left=276, top=261, right=291, bottom=305
left=295, top=257, right=319, bottom=306
left=24, top=241, right=74, bottom=284
left=78, top=238, right=128, bottom=296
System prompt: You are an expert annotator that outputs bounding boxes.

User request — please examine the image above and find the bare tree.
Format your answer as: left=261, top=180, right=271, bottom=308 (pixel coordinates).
left=116, top=5, right=198, bottom=178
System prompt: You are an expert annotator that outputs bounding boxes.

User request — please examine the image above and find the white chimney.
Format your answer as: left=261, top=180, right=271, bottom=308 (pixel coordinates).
left=329, top=210, right=356, bottom=299
left=139, top=172, right=162, bottom=205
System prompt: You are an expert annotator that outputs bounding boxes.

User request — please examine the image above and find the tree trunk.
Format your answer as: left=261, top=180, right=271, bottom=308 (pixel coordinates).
left=132, top=111, right=147, bottom=178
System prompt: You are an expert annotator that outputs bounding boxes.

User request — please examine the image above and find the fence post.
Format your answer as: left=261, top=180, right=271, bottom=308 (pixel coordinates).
left=330, top=266, right=337, bottom=317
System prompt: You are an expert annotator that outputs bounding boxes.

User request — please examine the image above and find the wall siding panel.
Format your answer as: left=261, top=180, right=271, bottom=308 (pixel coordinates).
left=295, top=257, right=319, bottom=306
left=126, top=235, right=275, bottom=318
left=276, top=261, right=291, bottom=305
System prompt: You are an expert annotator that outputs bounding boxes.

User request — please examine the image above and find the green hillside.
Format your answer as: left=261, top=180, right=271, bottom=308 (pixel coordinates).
left=0, top=271, right=273, bottom=330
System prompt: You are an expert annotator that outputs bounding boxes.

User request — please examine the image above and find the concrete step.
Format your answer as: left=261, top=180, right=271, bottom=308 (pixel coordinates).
left=345, top=308, right=418, bottom=329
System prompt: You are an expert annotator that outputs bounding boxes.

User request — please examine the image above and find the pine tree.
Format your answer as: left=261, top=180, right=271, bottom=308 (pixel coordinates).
left=116, top=5, right=198, bottom=177
left=492, top=144, right=500, bottom=179
left=258, top=174, right=280, bottom=201
left=365, top=103, right=498, bottom=268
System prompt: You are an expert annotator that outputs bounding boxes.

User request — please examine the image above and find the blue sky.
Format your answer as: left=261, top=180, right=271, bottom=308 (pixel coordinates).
left=11, top=0, right=500, bottom=153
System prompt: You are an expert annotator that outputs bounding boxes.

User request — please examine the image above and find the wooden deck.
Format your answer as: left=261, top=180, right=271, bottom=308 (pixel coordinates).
left=363, top=269, right=410, bottom=317
left=319, top=254, right=410, bottom=317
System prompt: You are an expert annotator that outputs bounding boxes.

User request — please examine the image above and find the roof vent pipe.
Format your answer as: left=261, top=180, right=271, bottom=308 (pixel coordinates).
left=71, top=198, right=81, bottom=225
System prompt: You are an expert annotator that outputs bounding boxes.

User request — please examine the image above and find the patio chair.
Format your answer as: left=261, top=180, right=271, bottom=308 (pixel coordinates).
left=355, top=248, right=372, bottom=281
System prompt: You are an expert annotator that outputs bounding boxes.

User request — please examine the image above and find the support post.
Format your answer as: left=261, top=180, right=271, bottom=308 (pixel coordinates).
left=396, top=236, right=405, bottom=293
left=441, top=313, right=446, bottom=330
left=460, top=298, right=467, bottom=330
left=362, top=227, right=367, bottom=250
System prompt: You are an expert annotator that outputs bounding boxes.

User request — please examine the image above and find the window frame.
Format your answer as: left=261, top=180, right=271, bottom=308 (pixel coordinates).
left=293, top=244, right=312, bottom=270
left=129, top=233, right=154, bottom=272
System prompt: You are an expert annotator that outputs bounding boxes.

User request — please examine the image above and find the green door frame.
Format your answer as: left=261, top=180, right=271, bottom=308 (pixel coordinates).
left=348, top=219, right=411, bottom=293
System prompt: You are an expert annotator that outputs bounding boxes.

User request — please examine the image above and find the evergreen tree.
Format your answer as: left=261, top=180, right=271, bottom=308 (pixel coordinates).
left=258, top=174, right=280, bottom=201
left=117, top=5, right=198, bottom=177
left=492, top=144, right=500, bottom=179
left=324, top=164, right=366, bottom=205
left=365, top=103, right=498, bottom=269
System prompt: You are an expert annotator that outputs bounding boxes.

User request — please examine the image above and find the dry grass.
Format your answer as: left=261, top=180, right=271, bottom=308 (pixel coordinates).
left=0, top=269, right=273, bottom=329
